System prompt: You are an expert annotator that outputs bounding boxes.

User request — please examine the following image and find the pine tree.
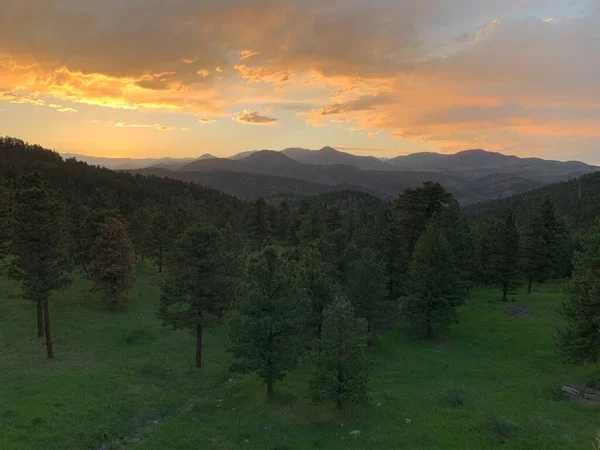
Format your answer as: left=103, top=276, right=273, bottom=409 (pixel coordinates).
left=148, top=209, right=172, bottom=273
left=159, top=224, right=237, bottom=369
left=298, top=245, right=340, bottom=340
left=298, top=206, right=326, bottom=243
left=395, top=181, right=456, bottom=253
left=473, top=219, right=496, bottom=285
left=489, top=209, right=521, bottom=302
left=375, top=209, right=408, bottom=302
left=0, top=179, right=11, bottom=265
left=404, top=217, right=467, bottom=338
left=326, top=206, right=342, bottom=233
left=128, top=207, right=151, bottom=260
left=245, top=198, right=270, bottom=250
left=88, top=217, right=136, bottom=311
left=540, top=197, right=571, bottom=279
left=229, top=247, right=308, bottom=396
left=556, top=219, right=600, bottom=365
left=276, top=201, right=290, bottom=242
left=76, top=192, right=121, bottom=272
left=345, top=247, right=388, bottom=338
left=11, top=172, right=71, bottom=358
left=520, top=214, right=546, bottom=293
left=310, top=297, right=369, bottom=411
left=438, top=205, right=477, bottom=291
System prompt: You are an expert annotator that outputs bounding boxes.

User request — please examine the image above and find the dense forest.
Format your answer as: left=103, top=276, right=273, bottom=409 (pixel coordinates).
left=1, top=137, right=599, bottom=448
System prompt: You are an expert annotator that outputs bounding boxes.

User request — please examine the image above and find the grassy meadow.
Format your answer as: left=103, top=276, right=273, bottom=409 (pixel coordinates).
left=1, top=264, right=599, bottom=449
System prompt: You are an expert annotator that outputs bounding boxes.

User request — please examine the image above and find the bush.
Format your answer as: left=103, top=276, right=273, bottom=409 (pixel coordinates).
left=440, top=383, right=467, bottom=407
left=485, top=414, right=520, bottom=443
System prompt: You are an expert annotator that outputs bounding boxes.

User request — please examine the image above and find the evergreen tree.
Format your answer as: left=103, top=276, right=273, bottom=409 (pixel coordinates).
left=326, top=206, right=342, bottom=233
left=298, top=206, right=326, bottom=243
left=77, top=192, right=120, bottom=272
left=375, top=209, right=408, bottom=302
left=276, top=201, right=290, bottom=242
left=229, top=247, right=308, bottom=396
left=345, top=247, right=388, bottom=338
left=520, top=214, right=547, bottom=293
left=540, top=197, right=571, bottom=279
left=489, top=209, right=521, bottom=302
left=159, top=224, right=237, bottom=369
left=404, top=217, right=467, bottom=338
left=438, top=205, right=477, bottom=291
left=10, top=172, right=71, bottom=358
left=148, top=209, right=172, bottom=273
left=0, top=179, right=11, bottom=265
left=128, top=207, right=152, bottom=260
left=310, top=297, right=369, bottom=410
left=298, top=245, right=340, bottom=340
left=473, top=219, right=496, bottom=285
left=395, top=181, right=456, bottom=253
left=245, top=198, right=270, bottom=250
left=556, top=219, right=600, bottom=365
left=88, top=217, right=136, bottom=311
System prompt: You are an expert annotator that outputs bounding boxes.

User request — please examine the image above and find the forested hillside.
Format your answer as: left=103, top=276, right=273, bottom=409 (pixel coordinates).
left=466, top=171, right=600, bottom=231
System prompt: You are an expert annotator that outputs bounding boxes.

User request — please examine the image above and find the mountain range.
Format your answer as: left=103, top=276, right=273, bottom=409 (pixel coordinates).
left=64, top=147, right=598, bottom=204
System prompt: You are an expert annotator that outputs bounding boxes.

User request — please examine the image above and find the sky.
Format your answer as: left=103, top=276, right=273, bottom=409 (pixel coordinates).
left=1, top=0, right=599, bottom=163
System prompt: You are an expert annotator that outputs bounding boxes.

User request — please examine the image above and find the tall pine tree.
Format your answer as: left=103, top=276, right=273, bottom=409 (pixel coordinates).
left=556, top=218, right=600, bottom=365
left=310, top=297, right=369, bottom=411
left=540, top=197, right=571, bottom=279
left=245, top=198, right=271, bottom=250
left=0, top=179, right=11, bottom=266
left=395, top=181, right=456, bottom=254
left=345, top=247, right=389, bottom=338
left=11, top=172, right=71, bottom=358
left=520, top=214, right=546, bottom=294
left=298, top=245, right=340, bottom=340
left=489, top=209, right=521, bottom=302
left=404, top=217, right=467, bottom=338
left=229, top=247, right=308, bottom=396
left=88, top=217, right=136, bottom=311
left=159, top=224, right=237, bottom=369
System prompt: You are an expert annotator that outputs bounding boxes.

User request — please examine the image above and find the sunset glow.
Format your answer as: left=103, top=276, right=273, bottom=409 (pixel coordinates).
left=1, top=0, right=599, bottom=163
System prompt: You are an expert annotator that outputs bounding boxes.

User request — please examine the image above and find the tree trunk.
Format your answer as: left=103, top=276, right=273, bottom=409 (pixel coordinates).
left=266, top=375, right=274, bottom=397
left=195, top=323, right=202, bottom=369
left=37, top=299, right=44, bottom=338
left=158, top=246, right=163, bottom=273
left=43, top=297, right=54, bottom=359
left=426, top=321, right=433, bottom=339
left=527, top=273, right=533, bottom=294
left=502, top=284, right=508, bottom=302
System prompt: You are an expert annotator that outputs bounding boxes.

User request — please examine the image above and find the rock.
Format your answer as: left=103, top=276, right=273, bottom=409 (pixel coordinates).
left=348, top=430, right=361, bottom=439
left=506, top=305, right=534, bottom=317
left=244, top=439, right=250, bottom=444
left=563, top=435, right=573, bottom=444
left=129, top=437, right=141, bottom=445
left=376, top=402, right=382, bottom=407
left=152, top=420, right=160, bottom=425
left=405, top=418, right=411, bottom=424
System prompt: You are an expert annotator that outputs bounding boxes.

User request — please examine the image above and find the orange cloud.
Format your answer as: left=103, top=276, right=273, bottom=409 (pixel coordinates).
left=1, top=92, right=45, bottom=106
left=114, top=122, right=179, bottom=132
left=233, top=110, right=278, bottom=125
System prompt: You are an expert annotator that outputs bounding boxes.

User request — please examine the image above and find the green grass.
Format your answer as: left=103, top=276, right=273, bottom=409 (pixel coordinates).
left=1, top=267, right=598, bottom=449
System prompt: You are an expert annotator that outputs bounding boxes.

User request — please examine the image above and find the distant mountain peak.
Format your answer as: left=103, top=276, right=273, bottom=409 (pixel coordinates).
left=197, top=153, right=216, bottom=160
left=319, top=146, right=339, bottom=153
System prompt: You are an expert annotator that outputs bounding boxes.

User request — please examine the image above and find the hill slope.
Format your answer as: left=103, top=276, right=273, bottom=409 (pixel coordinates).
left=465, top=171, right=600, bottom=230
left=386, top=149, right=596, bottom=183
